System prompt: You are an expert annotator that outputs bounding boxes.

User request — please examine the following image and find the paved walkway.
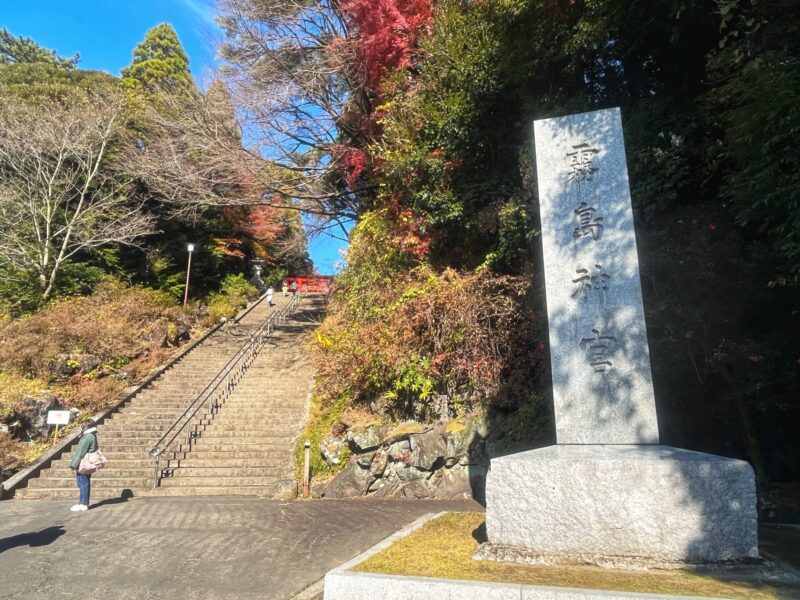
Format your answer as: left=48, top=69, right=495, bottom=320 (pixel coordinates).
left=0, top=497, right=480, bottom=599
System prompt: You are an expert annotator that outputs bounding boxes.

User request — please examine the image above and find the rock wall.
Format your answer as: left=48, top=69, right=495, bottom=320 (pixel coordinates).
left=316, top=419, right=490, bottom=501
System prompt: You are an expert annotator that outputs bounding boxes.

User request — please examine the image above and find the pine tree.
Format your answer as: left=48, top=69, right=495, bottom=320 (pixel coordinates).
left=121, top=23, right=192, bottom=92
left=0, top=28, right=78, bottom=69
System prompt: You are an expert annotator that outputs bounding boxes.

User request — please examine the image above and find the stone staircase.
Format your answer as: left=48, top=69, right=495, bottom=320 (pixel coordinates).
left=15, top=293, right=324, bottom=500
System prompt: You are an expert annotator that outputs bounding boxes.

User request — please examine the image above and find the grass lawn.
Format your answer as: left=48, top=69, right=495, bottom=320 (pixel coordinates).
left=352, top=512, right=800, bottom=599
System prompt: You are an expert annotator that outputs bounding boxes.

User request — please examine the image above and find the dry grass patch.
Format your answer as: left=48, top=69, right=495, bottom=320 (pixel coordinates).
left=353, top=512, right=798, bottom=599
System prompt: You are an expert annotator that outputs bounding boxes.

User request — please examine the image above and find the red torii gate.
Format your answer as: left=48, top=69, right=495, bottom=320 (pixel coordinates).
left=284, top=276, right=333, bottom=293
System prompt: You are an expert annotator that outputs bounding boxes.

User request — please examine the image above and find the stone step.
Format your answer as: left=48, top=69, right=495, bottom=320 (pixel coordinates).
left=27, top=476, right=151, bottom=489
left=15, top=295, right=317, bottom=500
left=102, top=431, right=191, bottom=439
left=157, top=475, right=282, bottom=487
left=194, top=417, right=303, bottom=425
left=15, top=484, right=289, bottom=499
left=183, top=431, right=295, bottom=440
left=190, top=422, right=300, bottom=431
left=169, top=441, right=293, bottom=452
left=161, top=457, right=290, bottom=467
left=171, top=444, right=294, bottom=463
left=112, top=410, right=202, bottom=417
left=96, top=442, right=160, bottom=450
left=44, top=467, right=153, bottom=478
left=109, top=411, right=187, bottom=419
left=115, top=402, right=209, bottom=409
left=101, top=423, right=197, bottom=433
left=51, top=458, right=153, bottom=468
left=221, top=399, right=308, bottom=404
left=214, top=409, right=306, bottom=416
left=159, top=466, right=285, bottom=478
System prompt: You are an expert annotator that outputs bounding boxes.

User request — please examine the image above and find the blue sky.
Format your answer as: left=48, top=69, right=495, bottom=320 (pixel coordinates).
left=1, top=0, right=347, bottom=275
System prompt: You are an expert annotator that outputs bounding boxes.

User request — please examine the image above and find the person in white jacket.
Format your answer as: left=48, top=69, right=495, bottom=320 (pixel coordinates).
left=266, top=286, right=275, bottom=306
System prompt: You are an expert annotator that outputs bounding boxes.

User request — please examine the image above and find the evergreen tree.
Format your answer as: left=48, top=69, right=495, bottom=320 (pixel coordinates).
left=0, top=28, right=78, bottom=69
left=121, top=23, right=192, bottom=92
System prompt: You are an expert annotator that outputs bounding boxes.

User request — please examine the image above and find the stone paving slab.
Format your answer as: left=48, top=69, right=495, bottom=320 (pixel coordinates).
left=0, top=497, right=480, bottom=600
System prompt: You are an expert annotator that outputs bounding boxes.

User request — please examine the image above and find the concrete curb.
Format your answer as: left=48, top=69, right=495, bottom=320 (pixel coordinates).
left=322, top=513, right=729, bottom=600
left=290, top=578, right=325, bottom=600
left=0, top=294, right=267, bottom=499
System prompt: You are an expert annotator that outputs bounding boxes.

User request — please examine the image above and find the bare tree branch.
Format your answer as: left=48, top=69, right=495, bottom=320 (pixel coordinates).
left=0, top=91, right=157, bottom=299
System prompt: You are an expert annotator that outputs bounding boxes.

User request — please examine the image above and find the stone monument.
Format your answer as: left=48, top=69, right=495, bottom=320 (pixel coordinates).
left=483, top=107, right=758, bottom=566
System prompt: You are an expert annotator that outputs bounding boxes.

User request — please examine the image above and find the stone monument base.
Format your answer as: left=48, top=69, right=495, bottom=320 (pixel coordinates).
left=483, top=445, right=758, bottom=567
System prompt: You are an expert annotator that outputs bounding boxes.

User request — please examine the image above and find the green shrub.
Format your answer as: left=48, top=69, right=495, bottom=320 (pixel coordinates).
left=204, top=273, right=259, bottom=323
left=294, top=392, right=351, bottom=482
left=315, top=261, right=539, bottom=422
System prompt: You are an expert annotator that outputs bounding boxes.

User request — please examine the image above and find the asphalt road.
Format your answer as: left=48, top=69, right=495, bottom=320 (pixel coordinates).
left=0, top=496, right=480, bottom=600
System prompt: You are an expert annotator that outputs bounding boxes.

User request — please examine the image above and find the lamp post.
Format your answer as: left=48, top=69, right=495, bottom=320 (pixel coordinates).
left=183, top=243, right=195, bottom=308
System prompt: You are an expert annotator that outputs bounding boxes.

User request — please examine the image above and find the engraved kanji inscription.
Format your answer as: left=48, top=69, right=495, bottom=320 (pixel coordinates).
left=579, top=328, right=618, bottom=373
left=573, top=202, right=604, bottom=240
left=565, top=143, right=599, bottom=182
left=571, top=264, right=611, bottom=303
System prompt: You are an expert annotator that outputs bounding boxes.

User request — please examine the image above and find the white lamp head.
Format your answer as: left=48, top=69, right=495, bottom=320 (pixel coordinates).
left=187, top=243, right=195, bottom=252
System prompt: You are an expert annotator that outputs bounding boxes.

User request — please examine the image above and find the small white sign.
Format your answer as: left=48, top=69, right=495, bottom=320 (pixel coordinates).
left=46, top=410, right=71, bottom=426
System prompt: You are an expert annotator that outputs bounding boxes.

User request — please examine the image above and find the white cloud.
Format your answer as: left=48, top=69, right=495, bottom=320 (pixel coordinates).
left=177, top=0, right=220, bottom=28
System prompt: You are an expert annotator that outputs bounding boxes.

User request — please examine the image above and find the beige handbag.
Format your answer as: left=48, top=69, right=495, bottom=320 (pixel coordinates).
left=78, top=448, right=108, bottom=475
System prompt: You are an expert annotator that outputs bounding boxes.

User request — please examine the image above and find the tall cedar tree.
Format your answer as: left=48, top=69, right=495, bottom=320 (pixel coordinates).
left=121, top=24, right=192, bottom=92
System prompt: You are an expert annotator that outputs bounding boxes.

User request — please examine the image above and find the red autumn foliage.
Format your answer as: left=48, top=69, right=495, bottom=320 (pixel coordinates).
left=340, top=146, right=368, bottom=188
left=236, top=205, right=284, bottom=241
left=340, top=0, right=433, bottom=92
left=386, top=193, right=433, bottom=259
left=218, top=204, right=286, bottom=261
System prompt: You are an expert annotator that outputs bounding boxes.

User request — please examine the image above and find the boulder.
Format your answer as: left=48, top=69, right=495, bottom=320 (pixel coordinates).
left=368, top=448, right=389, bottom=480
left=445, top=421, right=476, bottom=466
left=434, top=465, right=472, bottom=500
left=51, top=354, right=76, bottom=377
left=384, top=421, right=429, bottom=445
left=349, top=426, right=381, bottom=453
left=371, top=476, right=400, bottom=498
left=410, top=428, right=446, bottom=471
left=310, top=479, right=328, bottom=499
left=323, top=463, right=370, bottom=498
left=393, top=462, right=429, bottom=483
left=387, top=438, right=412, bottom=462
left=12, top=393, right=60, bottom=440
left=50, top=353, right=101, bottom=377
left=399, top=479, right=434, bottom=499
left=168, top=320, right=191, bottom=346
left=355, top=451, right=376, bottom=469
left=148, top=325, right=170, bottom=348
left=73, top=354, right=101, bottom=374
left=319, top=437, right=346, bottom=466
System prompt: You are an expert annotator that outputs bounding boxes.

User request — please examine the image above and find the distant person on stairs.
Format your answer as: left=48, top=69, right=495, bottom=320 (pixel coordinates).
left=282, top=281, right=288, bottom=297
left=290, top=281, right=298, bottom=296
left=266, top=285, right=275, bottom=306
left=69, top=419, right=98, bottom=512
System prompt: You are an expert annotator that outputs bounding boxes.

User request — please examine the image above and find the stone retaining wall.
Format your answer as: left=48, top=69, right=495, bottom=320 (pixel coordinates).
left=316, top=419, right=490, bottom=501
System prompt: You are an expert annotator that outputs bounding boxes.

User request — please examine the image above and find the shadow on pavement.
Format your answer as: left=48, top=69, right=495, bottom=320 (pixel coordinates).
left=0, top=525, right=65, bottom=554
left=90, top=488, right=134, bottom=508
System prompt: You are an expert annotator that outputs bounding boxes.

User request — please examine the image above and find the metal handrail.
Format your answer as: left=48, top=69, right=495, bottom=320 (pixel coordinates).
left=147, top=292, right=303, bottom=487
